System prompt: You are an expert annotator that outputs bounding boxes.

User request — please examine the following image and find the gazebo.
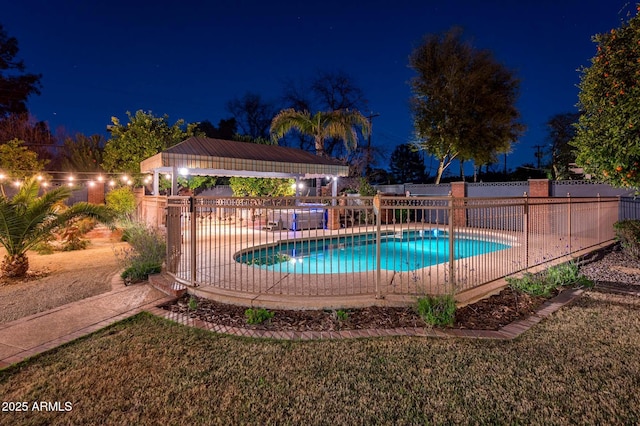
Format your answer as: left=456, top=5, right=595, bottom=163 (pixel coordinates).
left=140, top=136, right=349, bottom=196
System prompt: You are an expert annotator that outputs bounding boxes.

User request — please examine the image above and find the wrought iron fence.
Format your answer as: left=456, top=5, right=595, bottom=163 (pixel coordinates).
left=165, top=195, right=618, bottom=305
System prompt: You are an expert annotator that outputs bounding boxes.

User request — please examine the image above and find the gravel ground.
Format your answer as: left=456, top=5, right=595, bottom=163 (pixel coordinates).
left=0, top=231, right=128, bottom=324
left=580, top=245, right=640, bottom=287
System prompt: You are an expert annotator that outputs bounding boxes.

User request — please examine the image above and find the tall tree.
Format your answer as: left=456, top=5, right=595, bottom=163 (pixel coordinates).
left=102, top=110, right=197, bottom=177
left=389, top=144, right=427, bottom=183
left=0, top=138, right=48, bottom=195
left=0, top=113, right=55, bottom=161
left=270, top=109, right=370, bottom=158
left=0, top=24, right=42, bottom=118
left=409, top=27, right=524, bottom=184
left=60, top=133, right=105, bottom=172
left=281, top=70, right=369, bottom=158
left=226, top=92, right=276, bottom=139
left=194, top=118, right=237, bottom=140
left=546, top=112, right=581, bottom=180
left=573, top=7, right=640, bottom=188
left=0, top=176, right=114, bottom=277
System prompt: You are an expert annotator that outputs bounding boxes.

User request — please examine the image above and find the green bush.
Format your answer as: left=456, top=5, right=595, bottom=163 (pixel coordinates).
left=415, top=294, right=456, bottom=327
left=614, top=220, right=640, bottom=259
left=106, top=186, right=137, bottom=220
left=116, top=221, right=166, bottom=284
left=188, top=296, right=198, bottom=310
left=357, top=178, right=377, bottom=197
left=545, top=261, right=594, bottom=288
left=122, top=221, right=166, bottom=262
left=335, top=310, right=349, bottom=321
left=59, top=218, right=96, bottom=251
left=506, top=272, right=556, bottom=297
left=121, top=261, right=162, bottom=284
left=245, top=308, right=274, bottom=325
left=507, top=261, right=593, bottom=296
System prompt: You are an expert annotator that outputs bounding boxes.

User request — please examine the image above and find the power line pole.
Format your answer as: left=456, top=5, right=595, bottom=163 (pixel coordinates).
left=534, top=145, right=545, bottom=169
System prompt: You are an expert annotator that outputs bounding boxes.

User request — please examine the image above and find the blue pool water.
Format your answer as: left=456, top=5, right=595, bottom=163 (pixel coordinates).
left=236, top=230, right=510, bottom=274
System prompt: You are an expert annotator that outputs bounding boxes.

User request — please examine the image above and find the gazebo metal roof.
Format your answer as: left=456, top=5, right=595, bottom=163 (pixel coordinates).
left=140, top=136, right=350, bottom=179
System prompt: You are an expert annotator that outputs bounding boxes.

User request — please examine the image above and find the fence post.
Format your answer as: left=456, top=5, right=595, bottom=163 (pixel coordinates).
left=448, top=192, right=455, bottom=291
left=373, top=194, right=382, bottom=299
left=567, top=193, right=572, bottom=254
left=190, top=196, right=197, bottom=286
left=597, top=193, right=601, bottom=244
left=523, top=192, right=529, bottom=269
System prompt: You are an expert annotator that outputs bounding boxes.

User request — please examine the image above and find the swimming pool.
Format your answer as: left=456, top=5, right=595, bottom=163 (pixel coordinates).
left=236, top=230, right=510, bottom=274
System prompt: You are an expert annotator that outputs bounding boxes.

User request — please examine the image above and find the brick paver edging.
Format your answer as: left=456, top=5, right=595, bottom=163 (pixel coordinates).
left=146, top=288, right=585, bottom=341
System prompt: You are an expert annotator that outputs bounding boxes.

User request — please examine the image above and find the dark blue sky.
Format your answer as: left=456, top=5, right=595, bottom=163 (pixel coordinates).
left=4, top=0, right=634, bottom=175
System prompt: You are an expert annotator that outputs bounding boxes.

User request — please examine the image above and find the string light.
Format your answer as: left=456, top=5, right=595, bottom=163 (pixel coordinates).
left=0, top=170, right=164, bottom=189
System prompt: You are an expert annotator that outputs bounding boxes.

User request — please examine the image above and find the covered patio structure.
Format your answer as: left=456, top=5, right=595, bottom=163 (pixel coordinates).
left=140, top=136, right=350, bottom=197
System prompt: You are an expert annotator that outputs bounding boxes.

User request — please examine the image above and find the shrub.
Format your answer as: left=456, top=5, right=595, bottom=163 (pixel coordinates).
left=545, top=261, right=594, bottom=288
left=59, top=217, right=96, bottom=251
left=245, top=308, right=274, bottom=325
left=357, top=178, right=377, bottom=196
left=116, top=221, right=166, bottom=284
left=614, top=220, right=640, bottom=259
left=506, top=272, right=556, bottom=297
left=335, top=310, right=349, bottom=321
left=188, top=296, right=198, bottom=310
left=121, top=261, right=162, bottom=284
left=33, top=241, right=55, bottom=255
left=507, top=261, right=594, bottom=296
left=415, top=294, right=456, bottom=327
left=106, top=186, right=137, bottom=221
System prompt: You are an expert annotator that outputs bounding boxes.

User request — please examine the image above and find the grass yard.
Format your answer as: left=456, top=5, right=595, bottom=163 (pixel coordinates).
left=1, top=290, right=639, bottom=425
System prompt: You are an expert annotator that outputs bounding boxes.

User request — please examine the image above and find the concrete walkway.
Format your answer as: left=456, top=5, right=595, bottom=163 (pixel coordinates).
left=0, top=274, right=174, bottom=370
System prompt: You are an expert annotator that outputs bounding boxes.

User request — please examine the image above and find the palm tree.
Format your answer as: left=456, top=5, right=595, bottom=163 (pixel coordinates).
left=270, top=109, right=370, bottom=157
left=0, top=177, right=116, bottom=278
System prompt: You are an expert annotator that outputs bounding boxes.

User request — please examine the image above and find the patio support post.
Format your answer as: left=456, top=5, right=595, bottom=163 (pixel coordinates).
left=153, top=170, right=159, bottom=196
left=331, top=177, right=338, bottom=206
left=189, top=196, right=197, bottom=286
left=171, top=166, right=178, bottom=196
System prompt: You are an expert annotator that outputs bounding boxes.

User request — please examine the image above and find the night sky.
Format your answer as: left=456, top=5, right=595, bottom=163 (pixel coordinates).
left=3, top=0, right=634, bottom=175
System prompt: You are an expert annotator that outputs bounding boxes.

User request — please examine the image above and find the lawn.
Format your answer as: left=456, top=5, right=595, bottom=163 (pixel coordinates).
left=1, top=290, right=639, bottom=425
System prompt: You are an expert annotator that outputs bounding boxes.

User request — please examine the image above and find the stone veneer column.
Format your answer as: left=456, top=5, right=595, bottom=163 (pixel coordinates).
left=527, top=179, right=550, bottom=197
left=450, top=181, right=467, bottom=227
left=87, top=183, right=105, bottom=204
left=326, top=208, right=341, bottom=230
left=527, top=179, right=551, bottom=235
